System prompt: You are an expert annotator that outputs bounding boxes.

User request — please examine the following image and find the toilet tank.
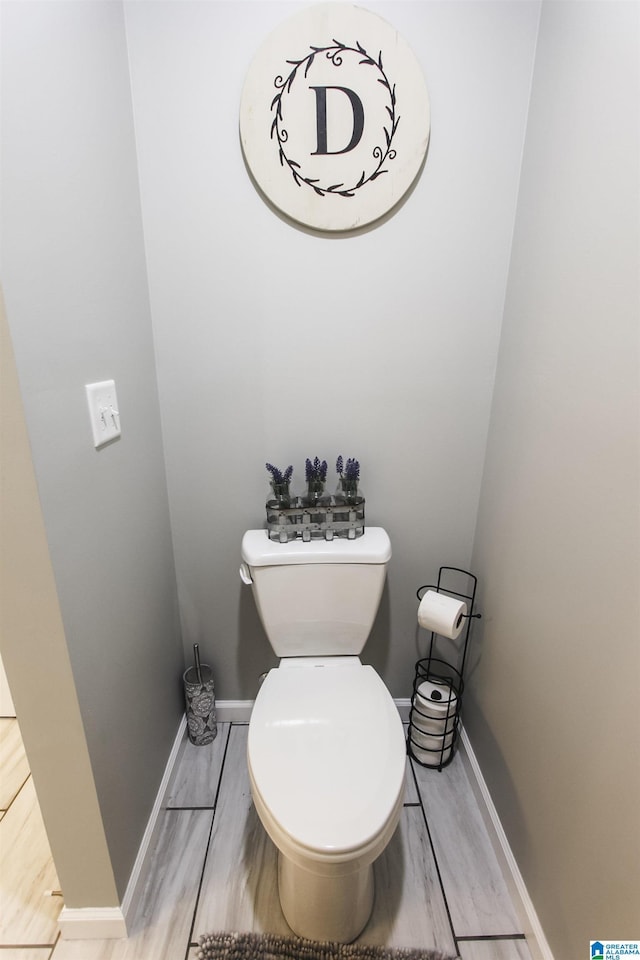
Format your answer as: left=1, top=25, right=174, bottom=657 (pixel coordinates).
left=241, top=528, right=392, bottom=657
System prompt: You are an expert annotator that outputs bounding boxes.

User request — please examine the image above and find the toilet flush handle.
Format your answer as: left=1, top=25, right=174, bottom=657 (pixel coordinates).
left=239, top=563, right=253, bottom=585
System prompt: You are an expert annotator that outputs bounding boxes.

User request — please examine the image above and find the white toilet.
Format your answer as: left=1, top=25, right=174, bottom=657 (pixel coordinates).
left=240, top=527, right=405, bottom=944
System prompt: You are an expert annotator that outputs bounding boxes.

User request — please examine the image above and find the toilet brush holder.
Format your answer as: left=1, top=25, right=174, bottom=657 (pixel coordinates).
left=183, top=648, right=217, bottom=745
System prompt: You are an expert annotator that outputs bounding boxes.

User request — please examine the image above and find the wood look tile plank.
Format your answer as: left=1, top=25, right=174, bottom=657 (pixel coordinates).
left=359, top=807, right=456, bottom=956
left=164, top=723, right=230, bottom=808
left=193, top=725, right=290, bottom=939
left=402, top=725, right=419, bottom=805
left=413, top=753, right=522, bottom=938
left=458, top=937, right=534, bottom=960
left=52, top=807, right=212, bottom=960
left=0, top=951, right=55, bottom=960
left=404, top=755, right=420, bottom=805
left=48, top=722, right=529, bottom=960
left=0, top=776, right=62, bottom=945
left=0, top=717, right=30, bottom=809
left=51, top=936, right=120, bottom=958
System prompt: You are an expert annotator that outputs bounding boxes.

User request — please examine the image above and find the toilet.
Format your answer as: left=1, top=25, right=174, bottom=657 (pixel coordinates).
left=240, top=527, right=405, bottom=944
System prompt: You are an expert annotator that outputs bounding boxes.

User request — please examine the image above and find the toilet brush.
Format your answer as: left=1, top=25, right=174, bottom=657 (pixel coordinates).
left=193, top=643, right=203, bottom=685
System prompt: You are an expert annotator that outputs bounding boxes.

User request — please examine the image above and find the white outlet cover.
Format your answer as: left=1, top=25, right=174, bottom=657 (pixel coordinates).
left=86, top=380, right=121, bottom=448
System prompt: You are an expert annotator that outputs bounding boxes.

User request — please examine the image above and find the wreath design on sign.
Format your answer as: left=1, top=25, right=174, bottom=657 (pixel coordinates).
left=270, top=40, right=400, bottom=198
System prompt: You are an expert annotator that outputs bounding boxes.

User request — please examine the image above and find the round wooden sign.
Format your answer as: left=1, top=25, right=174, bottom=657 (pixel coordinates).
left=240, top=3, right=431, bottom=231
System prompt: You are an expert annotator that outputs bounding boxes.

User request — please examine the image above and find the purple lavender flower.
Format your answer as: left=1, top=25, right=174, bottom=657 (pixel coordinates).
left=345, top=458, right=360, bottom=482
left=266, top=462, right=293, bottom=485
left=305, top=457, right=328, bottom=483
left=336, top=456, right=360, bottom=482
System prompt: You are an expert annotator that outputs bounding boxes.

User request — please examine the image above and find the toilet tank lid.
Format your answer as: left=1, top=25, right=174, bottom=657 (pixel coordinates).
left=241, top=527, right=391, bottom=566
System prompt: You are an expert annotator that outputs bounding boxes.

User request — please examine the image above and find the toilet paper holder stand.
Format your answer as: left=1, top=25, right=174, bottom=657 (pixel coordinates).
left=408, top=566, right=481, bottom=771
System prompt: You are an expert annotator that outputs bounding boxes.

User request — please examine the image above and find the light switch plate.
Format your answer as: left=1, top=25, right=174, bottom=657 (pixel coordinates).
left=86, top=380, right=121, bottom=448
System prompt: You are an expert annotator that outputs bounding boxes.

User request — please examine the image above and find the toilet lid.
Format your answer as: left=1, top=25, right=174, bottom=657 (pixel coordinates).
left=248, top=660, right=405, bottom=856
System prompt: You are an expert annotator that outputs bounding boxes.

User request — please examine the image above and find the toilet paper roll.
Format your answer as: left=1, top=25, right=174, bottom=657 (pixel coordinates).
left=410, top=725, right=454, bottom=753
left=415, top=678, right=458, bottom=713
left=413, top=679, right=458, bottom=728
left=410, top=739, right=452, bottom=767
left=417, top=590, right=467, bottom=640
left=412, top=710, right=455, bottom=736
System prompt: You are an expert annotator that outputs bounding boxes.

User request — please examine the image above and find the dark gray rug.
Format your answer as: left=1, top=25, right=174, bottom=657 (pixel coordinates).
left=196, top=932, right=458, bottom=960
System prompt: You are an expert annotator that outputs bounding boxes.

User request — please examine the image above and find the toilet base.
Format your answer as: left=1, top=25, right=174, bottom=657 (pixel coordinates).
left=278, top=851, right=374, bottom=944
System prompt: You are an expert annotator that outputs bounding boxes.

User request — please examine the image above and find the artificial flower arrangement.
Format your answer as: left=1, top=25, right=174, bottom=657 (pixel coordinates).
left=265, top=462, right=294, bottom=506
left=266, top=455, right=361, bottom=505
left=265, top=456, right=364, bottom=541
left=336, top=455, right=360, bottom=503
left=305, top=457, right=328, bottom=501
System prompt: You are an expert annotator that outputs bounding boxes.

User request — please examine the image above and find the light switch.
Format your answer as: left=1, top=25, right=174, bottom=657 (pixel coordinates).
left=86, top=380, right=121, bottom=448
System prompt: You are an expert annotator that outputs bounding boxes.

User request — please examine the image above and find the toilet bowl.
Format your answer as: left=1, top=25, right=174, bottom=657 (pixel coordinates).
left=247, top=656, right=405, bottom=943
left=241, top=526, right=404, bottom=942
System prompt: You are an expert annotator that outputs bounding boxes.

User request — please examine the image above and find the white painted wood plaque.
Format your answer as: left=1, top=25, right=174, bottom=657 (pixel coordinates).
left=240, top=3, right=430, bottom=232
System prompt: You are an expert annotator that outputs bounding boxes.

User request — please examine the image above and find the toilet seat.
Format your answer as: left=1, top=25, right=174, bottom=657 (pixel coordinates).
left=247, top=657, right=405, bottom=864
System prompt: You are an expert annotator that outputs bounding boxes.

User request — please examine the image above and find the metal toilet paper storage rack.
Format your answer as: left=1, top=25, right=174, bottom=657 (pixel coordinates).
left=408, top=566, right=480, bottom=771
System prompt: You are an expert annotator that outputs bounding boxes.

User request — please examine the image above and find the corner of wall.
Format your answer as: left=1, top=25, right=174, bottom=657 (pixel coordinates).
left=0, top=288, right=121, bottom=911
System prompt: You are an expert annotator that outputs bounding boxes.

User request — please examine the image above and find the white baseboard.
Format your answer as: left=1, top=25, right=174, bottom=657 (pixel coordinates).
left=394, top=697, right=412, bottom=722
left=120, top=714, right=188, bottom=928
left=216, top=699, right=253, bottom=721
left=58, top=906, right=127, bottom=940
left=64, top=696, right=407, bottom=939
left=459, top=727, right=555, bottom=960
left=59, top=715, right=189, bottom=939
left=118, top=704, right=252, bottom=934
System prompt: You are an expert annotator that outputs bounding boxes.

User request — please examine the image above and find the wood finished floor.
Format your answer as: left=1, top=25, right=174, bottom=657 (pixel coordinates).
left=3, top=720, right=534, bottom=960
left=0, top=717, right=63, bottom=956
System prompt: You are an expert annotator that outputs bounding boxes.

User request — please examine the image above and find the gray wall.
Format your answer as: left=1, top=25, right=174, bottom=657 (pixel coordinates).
left=1, top=1, right=184, bottom=901
left=1, top=291, right=121, bottom=910
left=124, top=0, right=540, bottom=698
left=468, top=2, right=640, bottom=957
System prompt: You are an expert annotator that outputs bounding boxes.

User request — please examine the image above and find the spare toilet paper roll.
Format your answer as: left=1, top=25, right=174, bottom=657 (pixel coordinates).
left=417, top=590, right=467, bottom=640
